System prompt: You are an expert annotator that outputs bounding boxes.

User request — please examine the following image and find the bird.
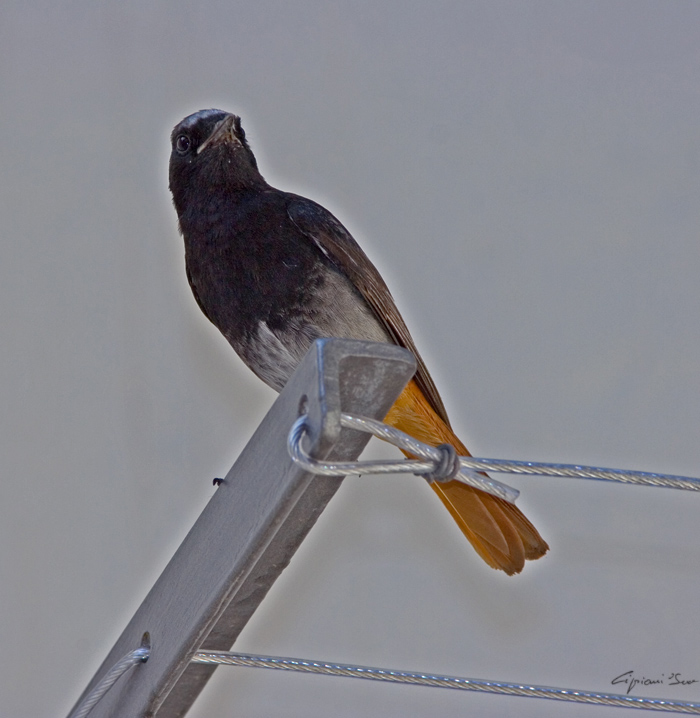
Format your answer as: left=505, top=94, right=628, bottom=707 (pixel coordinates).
left=168, top=108, right=548, bottom=574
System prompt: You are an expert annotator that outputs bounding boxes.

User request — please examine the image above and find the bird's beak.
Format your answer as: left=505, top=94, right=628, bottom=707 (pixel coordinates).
left=197, top=114, right=237, bottom=155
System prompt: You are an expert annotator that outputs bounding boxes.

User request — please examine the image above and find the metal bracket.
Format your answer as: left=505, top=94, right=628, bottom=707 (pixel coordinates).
left=68, top=339, right=416, bottom=718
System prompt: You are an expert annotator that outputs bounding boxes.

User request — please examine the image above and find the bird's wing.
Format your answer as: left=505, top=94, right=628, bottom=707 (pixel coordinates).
left=286, top=195, right=451, bottom=427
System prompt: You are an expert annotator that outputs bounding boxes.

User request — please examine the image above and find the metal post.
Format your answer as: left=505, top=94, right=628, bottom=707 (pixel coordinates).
left=69, top=338, right=416, bottom=717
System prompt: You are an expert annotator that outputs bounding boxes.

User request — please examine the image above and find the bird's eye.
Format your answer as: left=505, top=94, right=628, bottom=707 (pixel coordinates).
left=175, top=134, right=191, bottom=154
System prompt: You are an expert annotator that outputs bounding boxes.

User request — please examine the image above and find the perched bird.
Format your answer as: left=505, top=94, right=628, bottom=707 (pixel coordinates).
left=169, top=109, right=548, bottom=574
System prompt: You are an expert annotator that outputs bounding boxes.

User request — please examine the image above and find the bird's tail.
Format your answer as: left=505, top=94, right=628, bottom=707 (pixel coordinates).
left=384, top=380, right=548, bottom=575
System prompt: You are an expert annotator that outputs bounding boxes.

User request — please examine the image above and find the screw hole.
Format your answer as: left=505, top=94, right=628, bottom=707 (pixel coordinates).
left=298, top=394, right=309, bottom=416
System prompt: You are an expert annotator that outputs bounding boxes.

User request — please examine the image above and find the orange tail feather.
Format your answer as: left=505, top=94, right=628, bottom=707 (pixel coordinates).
left=384, top=380, right=548, bottom=575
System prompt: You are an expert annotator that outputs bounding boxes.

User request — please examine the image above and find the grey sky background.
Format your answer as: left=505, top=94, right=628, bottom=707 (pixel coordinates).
left=2, top=2, right=700, bottom=716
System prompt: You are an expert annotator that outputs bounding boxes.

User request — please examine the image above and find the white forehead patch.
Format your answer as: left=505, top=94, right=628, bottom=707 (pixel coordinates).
left=179, top=108, right=228, bottom=129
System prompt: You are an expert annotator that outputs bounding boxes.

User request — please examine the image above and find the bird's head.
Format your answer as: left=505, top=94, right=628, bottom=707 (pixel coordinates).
left=169, top=109, right=265, bottom=213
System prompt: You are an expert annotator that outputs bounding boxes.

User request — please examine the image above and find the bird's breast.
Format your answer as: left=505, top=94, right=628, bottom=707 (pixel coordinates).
left=182, top=196, right=390, bottom=392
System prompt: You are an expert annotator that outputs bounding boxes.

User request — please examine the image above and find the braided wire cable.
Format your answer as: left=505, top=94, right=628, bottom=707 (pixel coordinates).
left=454, top=455, right=700, bottom=491
left=288, top=412, right=700, bottom=499
left=192, top=650, right=700, bottom=714
left=288, top=414, right=519, bottom=502
left=68, top=647, right=149, bottom=718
